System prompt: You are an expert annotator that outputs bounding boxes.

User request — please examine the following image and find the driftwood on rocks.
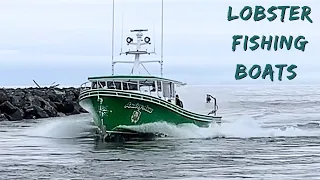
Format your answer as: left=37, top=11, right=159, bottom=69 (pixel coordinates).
left=0, top=87, right=87, bottom=121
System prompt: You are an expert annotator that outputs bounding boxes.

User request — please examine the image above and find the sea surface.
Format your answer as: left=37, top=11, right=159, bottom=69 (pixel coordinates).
left=1, top=85, right=320, bottom=180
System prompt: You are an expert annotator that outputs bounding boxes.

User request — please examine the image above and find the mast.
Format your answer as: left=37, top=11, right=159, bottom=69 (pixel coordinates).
left=112, top=0, right=164, bottom=76
left=160, top=0, right=164, bottom=77
left=119, top=29, right=153, bottom=75
left=111, top=0, right=115, bottom=75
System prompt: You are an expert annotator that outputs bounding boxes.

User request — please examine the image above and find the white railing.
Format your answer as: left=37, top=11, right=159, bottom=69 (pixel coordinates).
left=80, top=82, right=91, bottom=91
left=80, top=80, right=163, bottom=98
left=79, top=82, right=221, bottom=121
left=80, top=80, right=146, bottom=91
left=79, top=89, right=222, bottom=122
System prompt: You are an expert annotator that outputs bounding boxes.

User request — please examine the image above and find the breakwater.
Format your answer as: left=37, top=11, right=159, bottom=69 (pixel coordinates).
left=0, top=87, right=87, bottom=121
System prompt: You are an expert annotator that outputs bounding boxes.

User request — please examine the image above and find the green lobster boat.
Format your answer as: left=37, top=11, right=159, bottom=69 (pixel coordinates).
left=79, top=29, right=221, bottom=141
left=79, top=2, right=221, bottom=141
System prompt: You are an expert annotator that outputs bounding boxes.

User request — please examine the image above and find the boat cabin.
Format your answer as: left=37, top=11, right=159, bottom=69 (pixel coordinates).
left=87, top=75, right=186, bottom=101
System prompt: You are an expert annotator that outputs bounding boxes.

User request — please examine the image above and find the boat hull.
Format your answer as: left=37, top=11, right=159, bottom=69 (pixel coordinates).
left=79, top=89, right=221, bottom=134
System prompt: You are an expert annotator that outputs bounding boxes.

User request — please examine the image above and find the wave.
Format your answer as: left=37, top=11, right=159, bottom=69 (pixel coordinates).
left=22, top=114, right=96, bottom=139
left=19, top=113, right=320, bottom=141
left=118, top=117, right=320, bottom=139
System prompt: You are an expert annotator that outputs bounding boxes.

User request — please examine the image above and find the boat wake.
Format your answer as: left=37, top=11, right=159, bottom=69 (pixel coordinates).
left=20, top=114, right=320, bottom=141
left=22, top=115, right=96, bottom=139
left=120, top=117, right=320, bottom=139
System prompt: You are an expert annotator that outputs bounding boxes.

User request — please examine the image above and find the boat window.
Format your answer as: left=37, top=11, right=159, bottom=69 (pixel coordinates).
left=161, top=82, right=175, bottom=98
left=157, top=81, right=162, bottom=91
left=139, top=80, right=155, bottom=92
left=91, top=81, right=98, bottom=89
left=122, top=82, right=129, bottom=90
left=169, top=82, right=175, bottom=98
left=123, top=81, right=138, bottom=90
left=107, top=81, right=116, bottom=89
left=115, top=82, right=121, bottom=90
left=98, top=81, right=106, bottom=88
left=129, top=81, right=138, bottom=90
left=107, top=81, right=121, bottom=90
left=162, top=82, right=170, bottom=97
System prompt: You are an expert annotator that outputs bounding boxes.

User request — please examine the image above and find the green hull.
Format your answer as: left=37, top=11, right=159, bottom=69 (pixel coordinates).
left=79, top=89, right=221, bottom=133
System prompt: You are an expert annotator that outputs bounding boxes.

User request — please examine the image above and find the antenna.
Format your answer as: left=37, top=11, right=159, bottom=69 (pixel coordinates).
left=120, top=12, right=124, bottom=53
left=111, top=0, right=115, bottom=75
left=153, top=22, right=156, bottom=53
left=111, top=0, right=164, bottom=76
left=160, top=0, right=164, bottom=77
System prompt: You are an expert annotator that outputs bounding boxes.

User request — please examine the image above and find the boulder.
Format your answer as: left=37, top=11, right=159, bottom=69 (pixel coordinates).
left=0, top=101, right=25, bottom=121
left=24, top=94, right=58, bottom=117
left=31, top=89, right=48, bottom=98
left=0, top=114, right=8, bottom=121
left=3, top=110, right=24, bottom=121
left=0, top=101, right=18, bottom=114
left=57, top=112, right=66, bottom=117
left=8, top=90, right=26, bottom=108
left=72, top=102, right=82, bottom=114
left=55, top=101, right=74, bottom=114
left=0, top=89, right=9, bottom=104
left=64, top=89, right=76, bottom=102
left=0, top=87, right=86, bottom=121
left=24, top=105, right=49, bottom=119
left=47, top=89, right=64, bottom=102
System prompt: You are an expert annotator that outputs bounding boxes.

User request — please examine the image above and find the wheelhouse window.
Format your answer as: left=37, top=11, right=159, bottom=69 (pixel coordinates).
left=139, top=80, right=155, bottom=92
left=162, top=81, right=175, bottom=98
left=122, top=81, right=138, bottom=91
left=157, top=81, right=162, bottom=91
left=107, top=81, right=121, bottom=90
left=98, top=81, right=106, bottom=88
left=91, top=81, right=98, bottom=89
left=169, top=82, right=175, bottom=98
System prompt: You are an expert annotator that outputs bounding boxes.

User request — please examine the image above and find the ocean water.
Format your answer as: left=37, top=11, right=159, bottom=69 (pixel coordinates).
left=1, top=85, right=320, bottom=180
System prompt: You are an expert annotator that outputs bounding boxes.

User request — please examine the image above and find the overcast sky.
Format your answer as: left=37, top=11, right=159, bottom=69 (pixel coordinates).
left=0, top=0, right=319, bottom=86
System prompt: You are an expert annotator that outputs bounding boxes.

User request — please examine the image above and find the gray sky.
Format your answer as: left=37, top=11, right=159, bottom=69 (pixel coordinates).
left=0, top=0, right=319, bottom=86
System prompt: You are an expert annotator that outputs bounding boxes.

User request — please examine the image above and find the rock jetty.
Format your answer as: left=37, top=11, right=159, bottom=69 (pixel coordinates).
left=0, top=87, right=88, bottom=121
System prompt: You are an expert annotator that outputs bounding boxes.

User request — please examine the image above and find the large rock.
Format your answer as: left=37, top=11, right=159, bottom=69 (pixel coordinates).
left=73, top=88, right=80, bottom=100
left=24, top=105, right=49, bottom=119
left=0, top=114, right=8, bottom=121
left=8, top=90, right=26, bottom=108
left=0, top=87, right=87, bottom=121
left=54, top=101, right=74, bottom=115
left=0, top=101, right=24, bottom=121
left=72, top=102, right=82, bottom=114
left=24, top=94, right=58, bottom=117
left=0, top=101, right=18, bottom=114
left=47, top=89, right=64, bottom=102
left=4, top=109, right=24, bottom=121
left=31, top=89, right=48, bottom=98
left=64, top=89, right=76, bottom=102
left=0, top=89, right=9, bottom=104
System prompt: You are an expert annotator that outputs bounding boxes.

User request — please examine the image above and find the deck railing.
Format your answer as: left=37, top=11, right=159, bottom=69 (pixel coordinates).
left=79, top=88, right=221, bottom=122
left=80, top=80, right=155, bottom=92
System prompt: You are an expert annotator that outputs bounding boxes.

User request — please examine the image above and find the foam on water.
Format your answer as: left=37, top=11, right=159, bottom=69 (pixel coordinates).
left=22, top=115, right=96, bottom=139
left=3, top=85, right=320, bottom=179
left=118, top=116, right=320, bottom=139
left=4, top=85, right=320, bottom=141
left=20, top=113, right=320, bottom=140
